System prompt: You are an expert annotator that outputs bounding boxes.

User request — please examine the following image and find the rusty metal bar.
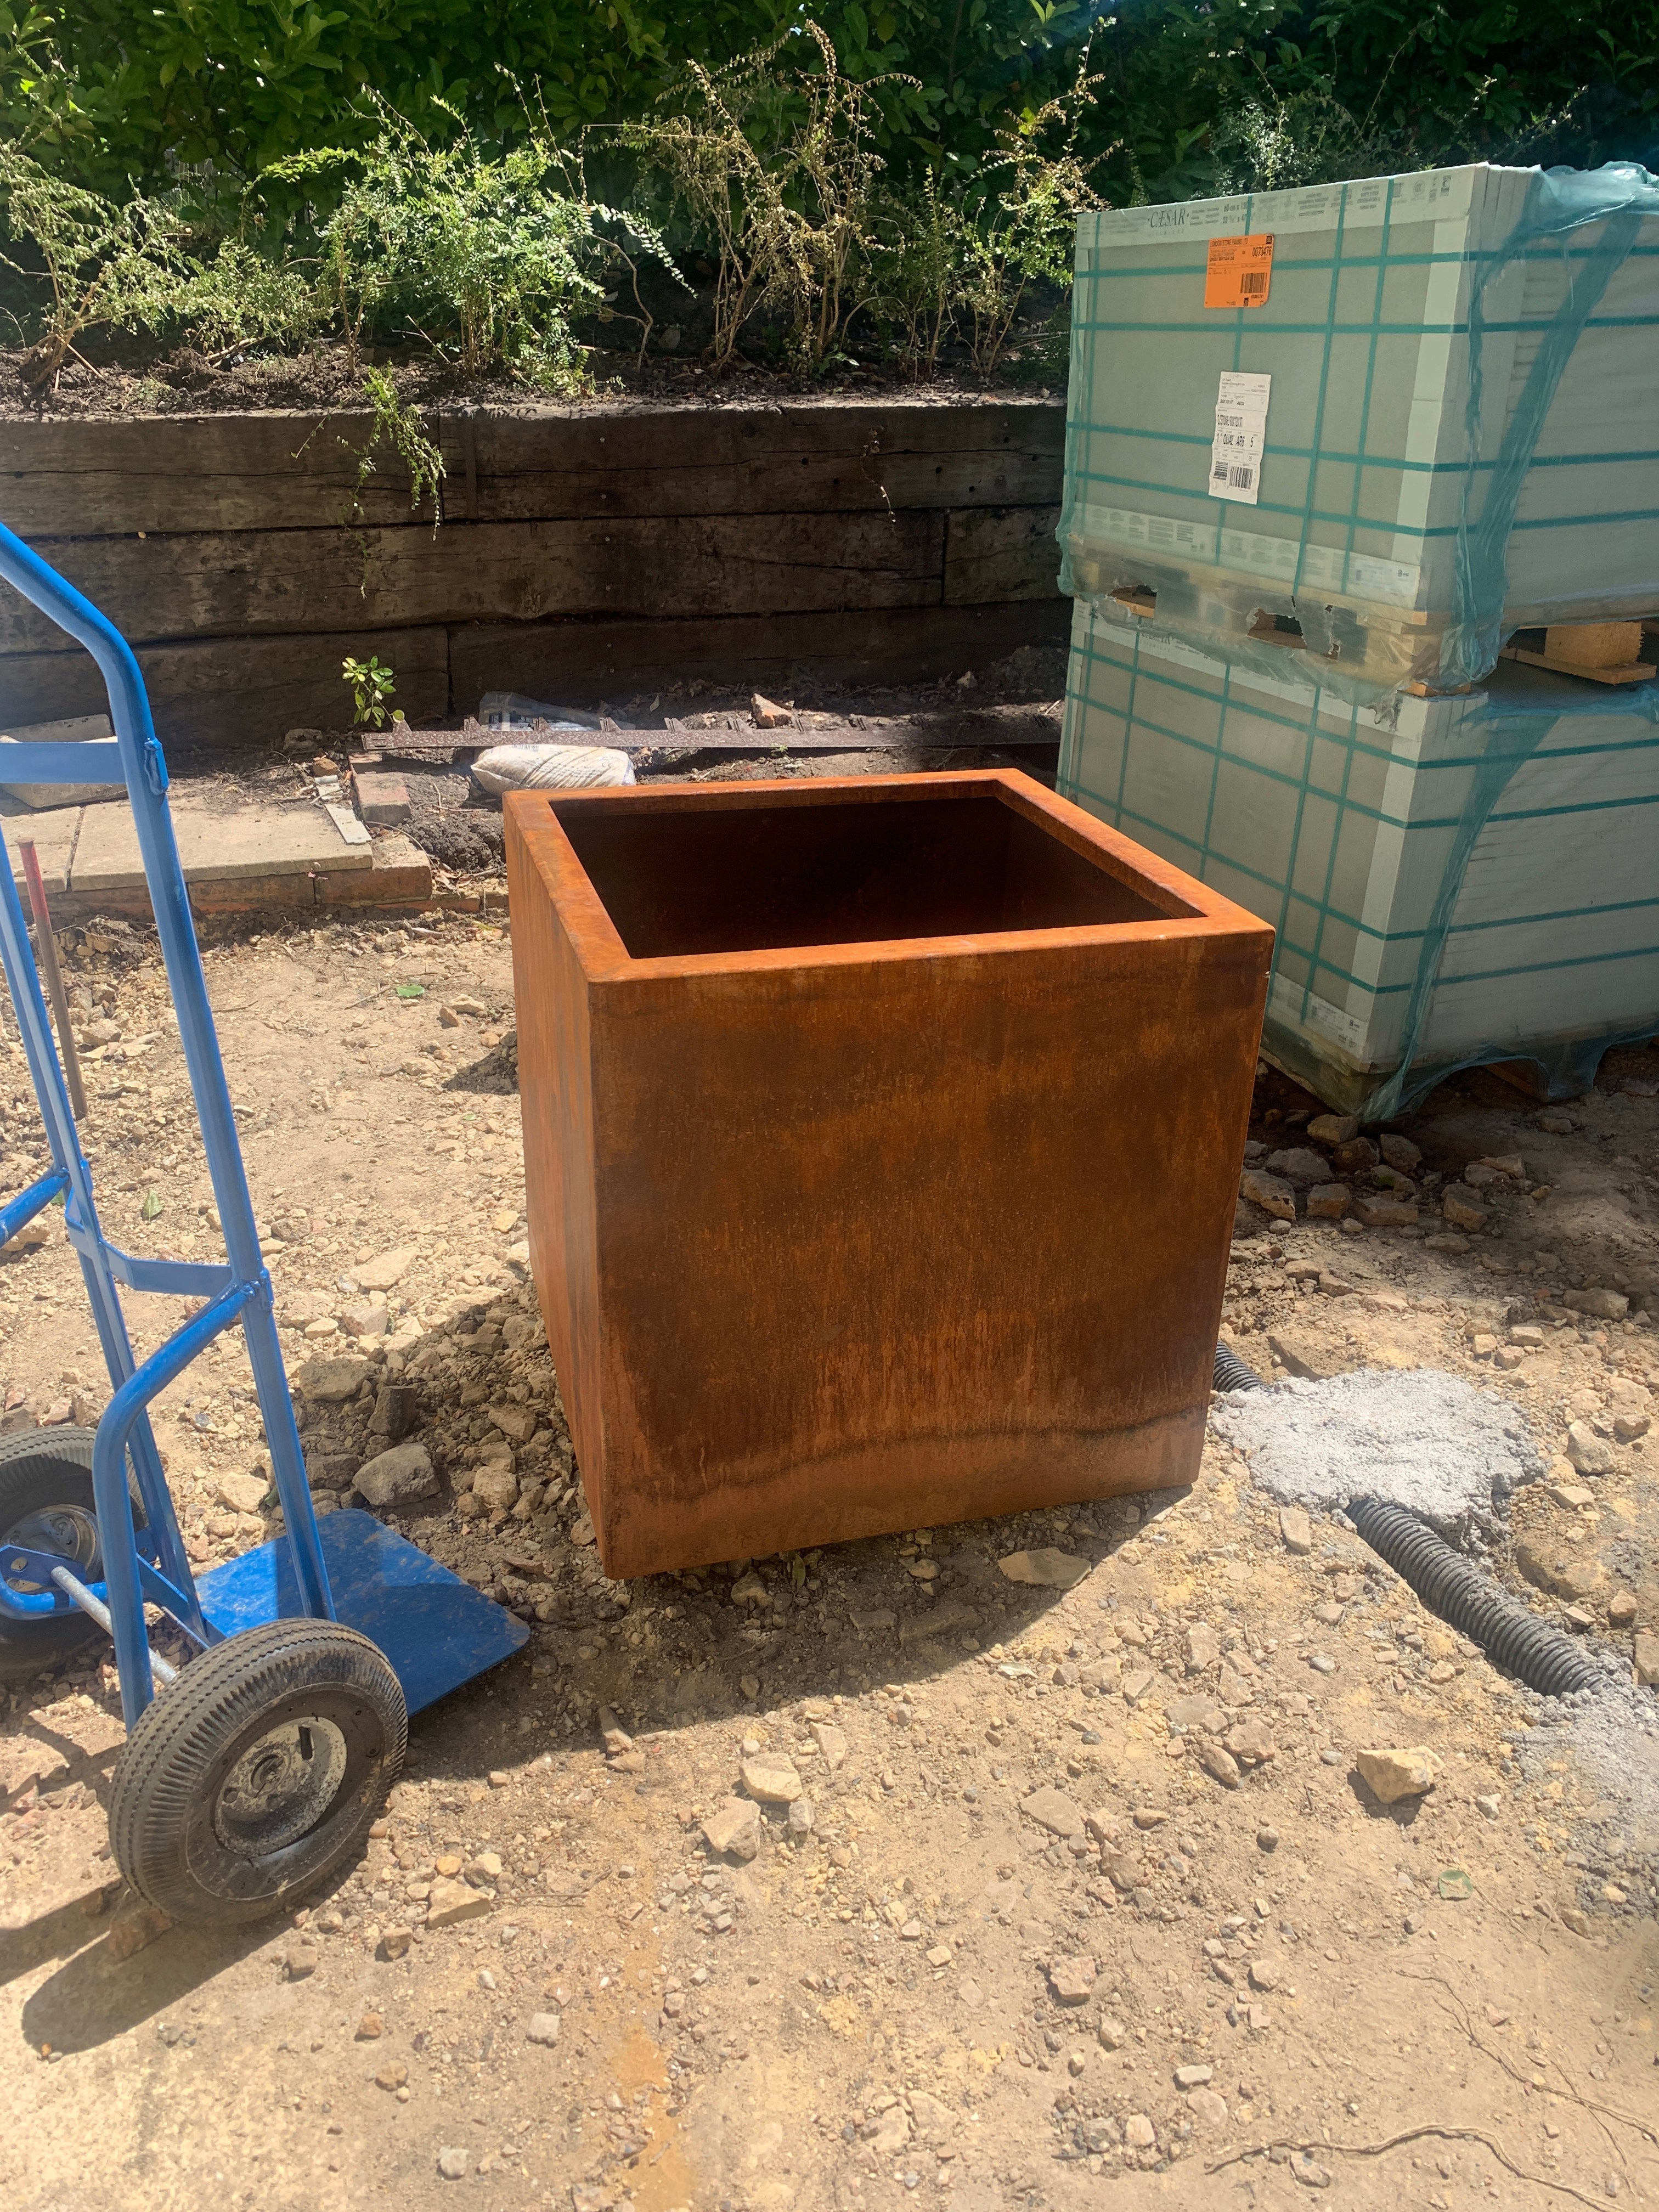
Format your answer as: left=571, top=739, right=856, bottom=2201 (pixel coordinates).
left=16, top=838, right=88, bottom=1121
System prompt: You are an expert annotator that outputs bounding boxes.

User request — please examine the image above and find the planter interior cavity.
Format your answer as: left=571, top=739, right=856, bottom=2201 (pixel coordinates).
left=506, top=770, right=1272, bottom=1579
left=555, top=789, right=1186, bottom=958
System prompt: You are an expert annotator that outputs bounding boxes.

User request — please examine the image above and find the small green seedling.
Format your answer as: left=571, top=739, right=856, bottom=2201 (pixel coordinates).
left=342, top=653, right=397, bottom=729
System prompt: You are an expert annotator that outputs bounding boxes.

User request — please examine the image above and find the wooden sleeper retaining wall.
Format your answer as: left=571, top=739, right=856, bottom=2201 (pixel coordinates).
left=0, top=397, right=1067, bottom=746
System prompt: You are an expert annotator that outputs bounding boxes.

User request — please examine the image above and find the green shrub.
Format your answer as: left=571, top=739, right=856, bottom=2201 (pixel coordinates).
left=3, top=0, right=1657, bottom=396
left=0, top=144, right=319, bottom=391
left=862, top=169, right=966, bottom=380
left=12, top=0, right=1657, bottom=208
left=266, top=115, right=678, bottom=385
left=619, top=22, right=906, bottom=373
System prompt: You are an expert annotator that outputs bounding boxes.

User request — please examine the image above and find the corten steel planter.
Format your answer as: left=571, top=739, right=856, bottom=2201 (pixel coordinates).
left=504, top=770, right=1272, bottom=1579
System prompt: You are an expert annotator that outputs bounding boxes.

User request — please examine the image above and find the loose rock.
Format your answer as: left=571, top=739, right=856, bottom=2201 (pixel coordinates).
left=1278, top=1505, right=1312, bottom=1554
left=1355, top=1746, right=1437, bottom=1804
left=1047, top=1954, right=1097, bottom=2005
left=426, top=1877, right=492, bottom=1927
left=742, top=1756, right=803, bottom=1805
left=1240, top=1171, right=1296, bottom=1222
left=1566, top=1423, right=1615, bottom=1477
left=1194, top=1741, right=1241, bottom=1788
left=1441, top=1185, right=1489, bottom=1232
left=1020, top=1786, right=1085, bottom=1838
left=357, top=1246, right=416, bottom=1292
left=215, top=1470, right=268, bottom=1516
left=809, top=1721, right=848, bottom=1770
left=1307, top=1114, right=1360, bottom=1146
left=997, top=1548, right=1088, bottom=1589
left=353, top=1442, right=438, bottom=1509
left=1184, top=1624, right=1221, bottom=1672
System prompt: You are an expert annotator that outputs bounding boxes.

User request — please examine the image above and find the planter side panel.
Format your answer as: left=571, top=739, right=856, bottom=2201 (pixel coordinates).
left=505, top=804, right=605, bottom=1479
left=584, top=930, right=1267, bottom=1576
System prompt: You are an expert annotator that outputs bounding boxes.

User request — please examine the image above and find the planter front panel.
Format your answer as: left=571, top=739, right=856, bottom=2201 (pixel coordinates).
left=506, top=774, right=1271, bottom=1577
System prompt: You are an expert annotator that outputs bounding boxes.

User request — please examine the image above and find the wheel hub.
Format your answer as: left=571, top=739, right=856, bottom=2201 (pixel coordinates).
left=215, top=1716, right=349, bottom=1855
left=1, top=1502, right=99, bottom=1594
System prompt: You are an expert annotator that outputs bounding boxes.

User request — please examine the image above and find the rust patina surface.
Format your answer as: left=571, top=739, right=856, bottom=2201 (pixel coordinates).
left=505, top=771, right=1272, bottom=1578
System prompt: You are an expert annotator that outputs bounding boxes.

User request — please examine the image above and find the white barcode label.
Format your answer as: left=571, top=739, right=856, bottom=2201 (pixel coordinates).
left=1209, top=370, right=1271, bottom=507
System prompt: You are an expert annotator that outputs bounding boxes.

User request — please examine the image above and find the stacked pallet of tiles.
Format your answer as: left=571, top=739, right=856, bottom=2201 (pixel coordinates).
left=1054, top=160, right=1659, bottom=1114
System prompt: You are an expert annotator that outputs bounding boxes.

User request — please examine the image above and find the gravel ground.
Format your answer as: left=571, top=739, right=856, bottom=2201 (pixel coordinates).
left=0, top=900, right=1655, bottom=2212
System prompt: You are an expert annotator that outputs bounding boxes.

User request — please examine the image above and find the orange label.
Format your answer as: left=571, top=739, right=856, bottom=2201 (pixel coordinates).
left=1204, top=233, right=1275, bottom=309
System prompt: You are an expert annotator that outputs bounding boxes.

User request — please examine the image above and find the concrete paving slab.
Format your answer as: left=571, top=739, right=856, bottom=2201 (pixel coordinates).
left=1, top=802, right=82, bottom=896
left=70, top=793, right=365, bottom=894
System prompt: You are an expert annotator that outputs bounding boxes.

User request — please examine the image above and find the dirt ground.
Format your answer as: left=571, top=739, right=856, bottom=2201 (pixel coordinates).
left=168, top=644, right=1069, bottom=883
left=0, top=868, right=1656, bottom=2212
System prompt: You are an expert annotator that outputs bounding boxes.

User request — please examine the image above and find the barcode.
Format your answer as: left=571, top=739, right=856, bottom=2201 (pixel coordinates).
left=1229, top=466, right=1255, bottom=488
left=1239, top=272, right=1268, bottom=296
left=1211, top=461, right=1228, bottom=481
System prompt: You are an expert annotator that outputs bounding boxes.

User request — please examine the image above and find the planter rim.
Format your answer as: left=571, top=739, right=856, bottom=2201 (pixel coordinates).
left=505, top=769, right=1274, bottom=983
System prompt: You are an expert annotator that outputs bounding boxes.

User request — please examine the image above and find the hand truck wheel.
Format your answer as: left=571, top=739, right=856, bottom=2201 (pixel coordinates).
left=0, top=1425, right=145, bottom=1680
left=110, top=1617, right=407, bottom=1924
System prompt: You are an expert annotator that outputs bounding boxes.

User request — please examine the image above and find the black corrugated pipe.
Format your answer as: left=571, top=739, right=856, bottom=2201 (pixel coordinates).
left=1346, top=1494, right=1600, bottom=1697
left=1209, top=1338, right=1602, bottom=1697
left=1213, top=1341, right=1266, bottom=1393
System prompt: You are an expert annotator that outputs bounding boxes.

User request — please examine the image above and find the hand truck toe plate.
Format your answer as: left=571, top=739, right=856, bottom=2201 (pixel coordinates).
left=195, top=1509, right=529, bottom=1713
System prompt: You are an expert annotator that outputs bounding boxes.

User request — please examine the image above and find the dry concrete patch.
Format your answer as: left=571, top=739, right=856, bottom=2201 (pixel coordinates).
left=1212, top=1365, right=1544, bottom=1528
left=1515, top=1679, right=1659, bottom=1852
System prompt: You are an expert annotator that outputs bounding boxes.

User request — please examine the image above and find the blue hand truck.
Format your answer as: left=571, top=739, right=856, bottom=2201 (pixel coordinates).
left=0, top=522, right=527, bottom=1923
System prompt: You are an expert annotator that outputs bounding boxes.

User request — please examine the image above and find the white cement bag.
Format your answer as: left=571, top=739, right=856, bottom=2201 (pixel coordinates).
left=471, top=742, right=636, bottom=793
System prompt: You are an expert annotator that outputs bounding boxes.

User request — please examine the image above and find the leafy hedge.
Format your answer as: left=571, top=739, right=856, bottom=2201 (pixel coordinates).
left=8, top=0, right=1658, bottom=201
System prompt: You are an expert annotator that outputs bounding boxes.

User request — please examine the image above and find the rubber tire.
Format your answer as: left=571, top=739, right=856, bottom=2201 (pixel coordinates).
left=110, top=1618, right=407, bottom=1925
left=0, top=1426, right=144, bottom=1681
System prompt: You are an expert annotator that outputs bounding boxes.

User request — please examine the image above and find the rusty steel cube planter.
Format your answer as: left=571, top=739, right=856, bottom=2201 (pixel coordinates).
left=504, top=771, right=1271, bottom=1579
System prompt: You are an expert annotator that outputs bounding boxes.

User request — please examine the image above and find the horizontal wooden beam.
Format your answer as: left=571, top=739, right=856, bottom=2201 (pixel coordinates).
left=447, top=601, right=1070, bottom=710
left=0, top=398, right=1065, bottom=537
left=0, top=602, right=1068, bottom=745
left=0, top=627, right=450, bottom=749
left=440, top=400, right=1064, bottom=524
left=0, top=510, right=950, bottom=654
left=944, top=506, right=1063, bottom=605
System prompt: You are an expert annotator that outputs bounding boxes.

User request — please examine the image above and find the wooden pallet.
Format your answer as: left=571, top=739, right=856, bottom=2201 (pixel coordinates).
left=1503, top=619, right=1658, bottom=685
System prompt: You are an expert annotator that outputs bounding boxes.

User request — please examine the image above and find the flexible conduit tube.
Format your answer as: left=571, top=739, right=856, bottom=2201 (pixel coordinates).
left=1213, top=1342, right=1267, bottom=1393
left=1346, top=1494, right=1600, bottom=1697
left=1209, top=1340, right=1602, bottom=1698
